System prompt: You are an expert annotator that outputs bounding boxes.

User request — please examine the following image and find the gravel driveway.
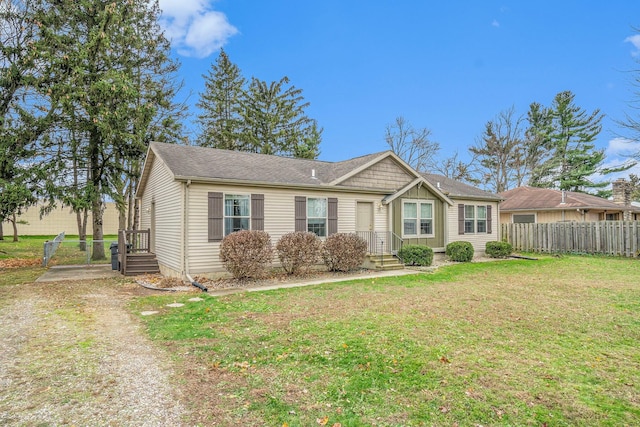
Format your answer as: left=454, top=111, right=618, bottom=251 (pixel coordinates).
left=0, top=278, right=185, bottom=426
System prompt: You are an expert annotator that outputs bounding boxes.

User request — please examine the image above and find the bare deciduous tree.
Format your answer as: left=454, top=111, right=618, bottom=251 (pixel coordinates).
left=385, top=117, right=440, bottom=172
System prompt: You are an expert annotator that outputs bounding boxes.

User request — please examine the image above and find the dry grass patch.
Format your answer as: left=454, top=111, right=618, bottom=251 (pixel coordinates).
left=131, top=256, right=640, bottom=426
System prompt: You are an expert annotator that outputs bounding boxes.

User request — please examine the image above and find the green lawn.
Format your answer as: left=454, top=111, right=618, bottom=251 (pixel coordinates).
left=131, top=256, right=640, bottom=426
left=0, top=235, right=118, bottom=266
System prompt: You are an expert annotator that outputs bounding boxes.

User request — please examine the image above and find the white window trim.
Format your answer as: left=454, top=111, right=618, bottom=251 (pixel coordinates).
left=307, top=197, right=328, bottom=237
left=402, top=199, right=435, bottom=238
left=224, top=193, right=251, bottom=236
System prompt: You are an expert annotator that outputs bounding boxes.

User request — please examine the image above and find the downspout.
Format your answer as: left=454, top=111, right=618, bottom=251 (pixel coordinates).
left=182, top=179, right=207, bottom=292
left=443, top=201, right=448, bottom=250
left=182, top=180, right=189, bottom=280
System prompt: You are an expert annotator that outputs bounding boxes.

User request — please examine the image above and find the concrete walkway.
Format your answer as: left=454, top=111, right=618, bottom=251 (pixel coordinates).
left=36, top=264, right=121, bottom=283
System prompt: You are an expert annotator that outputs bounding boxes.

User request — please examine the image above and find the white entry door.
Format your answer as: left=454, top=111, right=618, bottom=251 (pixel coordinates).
left=356, top=202, right=374, bottom=232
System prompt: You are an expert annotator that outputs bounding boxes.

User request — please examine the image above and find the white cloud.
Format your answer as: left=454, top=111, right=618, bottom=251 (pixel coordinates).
left=158, top=0, right=238, bottom=58
left=591, top=137, right=640, bottom=184
left=491, top=19, right=500, bottom=28
left=624, top=34, right=640, bottom=57
left=605, top=137, right=640, bottom=157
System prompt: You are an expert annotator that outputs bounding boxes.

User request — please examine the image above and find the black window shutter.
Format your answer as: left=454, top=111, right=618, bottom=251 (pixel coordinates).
left=458, top=204, right=465, bottom=235
left=295, top=196, right=306, bottom=232
left=328, top=198, right=338, bottom=235
left=251, top=194, right=264, bottom=231
left=486, top=205, right=492, bottom=234
left=208, top=192, right=223, bottom=241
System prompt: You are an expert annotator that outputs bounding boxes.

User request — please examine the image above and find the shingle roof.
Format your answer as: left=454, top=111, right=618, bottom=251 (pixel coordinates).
left=499, top=186, right=627, bottom=211
left=422, top=173, right=502, bottom=201
left=148, top=142, right=388, bottom=187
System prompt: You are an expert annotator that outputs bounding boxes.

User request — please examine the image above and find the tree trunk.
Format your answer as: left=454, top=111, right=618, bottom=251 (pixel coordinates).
left=0, top=220, right=4, bottom=240
left=118, top=203, right=126, bottom=231
left=76, top=209, right=87, bottom=251
left=132, top=198, right=140, bottom=231
left=92, top=199, right=105, bottom=260
left=127, top=176, right=136, bottom=230
left=11, top=213, right=18, bottom=242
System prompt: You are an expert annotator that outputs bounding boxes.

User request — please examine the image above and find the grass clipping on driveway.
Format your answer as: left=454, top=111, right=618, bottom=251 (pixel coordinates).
left=131, top=256, right=640, bottom=426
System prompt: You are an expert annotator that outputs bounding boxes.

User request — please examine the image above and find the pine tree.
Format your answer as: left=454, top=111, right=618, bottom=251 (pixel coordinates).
left=0, top=0, right=53, bottom=240
left=37, top=0, right=182, bottom=258
left=527, top=91, right=605, bottom=193
left=242, top=76, right=321, bottom=158
left=196, top=49, right=246, bottom=149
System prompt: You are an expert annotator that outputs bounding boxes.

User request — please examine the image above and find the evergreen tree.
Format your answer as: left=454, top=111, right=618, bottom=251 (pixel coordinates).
left=196, top=49, right=246, bottom=149
left=242, top=76, right=321, bottom=158
left=0, top=0, right=54, bottom=240
left=37, top=0, right=182, bottom=258
left=527, top=91, right=606, bottom=193
left=524, top=102, right=555, bottom=187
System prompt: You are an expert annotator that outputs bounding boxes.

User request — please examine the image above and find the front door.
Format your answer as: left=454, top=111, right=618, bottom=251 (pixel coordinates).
left=357, top=202, right=374, bottom=253
left=356, top=202, right=374, bottom=232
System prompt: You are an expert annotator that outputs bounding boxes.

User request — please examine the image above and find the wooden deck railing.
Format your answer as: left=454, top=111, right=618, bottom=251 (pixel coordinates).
left=118, top=229, right=151, bottom=274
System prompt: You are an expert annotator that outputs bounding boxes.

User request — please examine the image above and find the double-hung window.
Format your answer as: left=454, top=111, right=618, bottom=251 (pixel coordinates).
left=307, top=197, right=327, bottom=237
left=477, top=206, right=487, bottom=233
left=464, top=205, right=475, bottom=233
left=458, top=204, right=492, bottom=235
left=224, top=194, right=250, bottom=236
left=403, top=200, right=434, bottom=237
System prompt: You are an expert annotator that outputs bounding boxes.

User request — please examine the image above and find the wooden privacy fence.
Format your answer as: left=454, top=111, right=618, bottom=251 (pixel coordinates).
left=502, top=221, right=640, bottom=257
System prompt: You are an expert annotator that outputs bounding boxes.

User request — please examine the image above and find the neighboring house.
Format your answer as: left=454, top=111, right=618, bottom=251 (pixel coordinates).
left=498, top=186, right=640, bottom=224
left=2, top=201, right=121, bottom=236
left=136, top=142, right=501, bottom=278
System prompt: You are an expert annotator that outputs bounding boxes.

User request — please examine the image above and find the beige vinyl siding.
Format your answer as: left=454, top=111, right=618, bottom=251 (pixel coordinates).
left=139, top=156, right=183, bottom=275
left=340, top=157, right=414, bottom=191
left=448, top=200, right=500, bottom=254
left=185, top=183, right=388, bottom=274
left=4, top=202, right=120, bottom=236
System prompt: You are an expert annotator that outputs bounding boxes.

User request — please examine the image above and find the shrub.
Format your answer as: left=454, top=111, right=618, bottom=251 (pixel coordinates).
left=445, top=241, right=474, bottom=262
left=398, top=245, right=433, bottom=266
left=485, top=241, right=513, bottom=258
left=219, top=230, right=273, bottom=279
left=276, top=232, right=322, bottom=275
left=322, top=233, right=367, bottom=272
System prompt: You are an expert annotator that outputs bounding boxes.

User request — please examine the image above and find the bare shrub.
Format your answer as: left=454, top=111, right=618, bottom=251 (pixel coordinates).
left=219, top=230, right=273, bottom=279
left=276, top=232, right=322, bottom=275
left=322, top=233, right=367, bottom=272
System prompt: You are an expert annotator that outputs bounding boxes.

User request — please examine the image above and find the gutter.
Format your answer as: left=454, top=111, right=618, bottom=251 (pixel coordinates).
left=172, top=175, right=391, bottom=195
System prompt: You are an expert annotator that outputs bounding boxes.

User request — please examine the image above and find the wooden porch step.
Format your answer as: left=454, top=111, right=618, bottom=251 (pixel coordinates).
left=124, top=253, right=160, bottom=276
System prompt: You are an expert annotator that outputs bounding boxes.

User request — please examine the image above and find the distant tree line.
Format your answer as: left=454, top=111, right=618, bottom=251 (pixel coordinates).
left=387, top=90, right=635, bottom=196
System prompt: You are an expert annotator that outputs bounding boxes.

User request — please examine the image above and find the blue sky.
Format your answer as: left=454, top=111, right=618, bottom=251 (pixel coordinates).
left=158, top=0, right=640, bottom=182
